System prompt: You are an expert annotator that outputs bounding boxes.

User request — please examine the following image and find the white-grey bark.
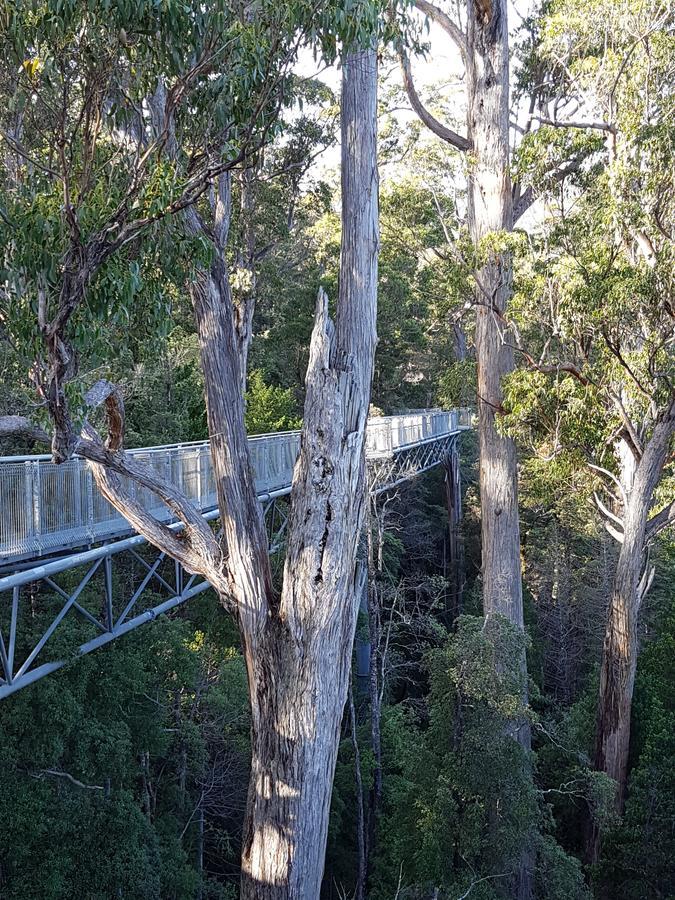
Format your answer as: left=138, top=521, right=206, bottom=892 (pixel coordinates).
left=587, top=403, right=675, bottom=861
left=236, top=46, right=379, bottom=898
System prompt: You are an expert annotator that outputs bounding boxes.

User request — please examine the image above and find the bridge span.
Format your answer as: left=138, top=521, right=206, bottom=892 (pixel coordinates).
left=0, top=408, right=471, bottom=698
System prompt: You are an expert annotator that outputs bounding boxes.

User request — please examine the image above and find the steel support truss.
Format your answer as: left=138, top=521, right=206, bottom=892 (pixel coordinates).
left=368, top=432, right=459, bottom=495
left=0, top=432, right=463, bottom=699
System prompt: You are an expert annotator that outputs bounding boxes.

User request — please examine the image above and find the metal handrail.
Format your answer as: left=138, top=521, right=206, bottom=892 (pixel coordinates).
left=0, top=408, right=470, bottom=564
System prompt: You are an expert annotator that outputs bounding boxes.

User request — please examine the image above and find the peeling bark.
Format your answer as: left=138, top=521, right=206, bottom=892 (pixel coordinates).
left=235, top=47, right=379, bottom=898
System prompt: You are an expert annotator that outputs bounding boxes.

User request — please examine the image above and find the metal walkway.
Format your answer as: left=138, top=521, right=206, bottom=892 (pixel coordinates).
left=0, top=408, right=470, bottom=698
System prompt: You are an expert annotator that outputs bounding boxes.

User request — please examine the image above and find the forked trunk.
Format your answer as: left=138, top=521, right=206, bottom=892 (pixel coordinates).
left=237, top=46, right=379, bottom=897
left=587, top=410, right=674, bottom=862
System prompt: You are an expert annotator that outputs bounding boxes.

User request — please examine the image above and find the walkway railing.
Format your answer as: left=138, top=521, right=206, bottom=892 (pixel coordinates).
left=0, top=409, right=470, bottom=565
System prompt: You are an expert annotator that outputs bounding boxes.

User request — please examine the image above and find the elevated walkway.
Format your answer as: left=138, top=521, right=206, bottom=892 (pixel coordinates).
left=0, top=409, right=469, bottom=568
left=0, top=408, right=471, bottom=697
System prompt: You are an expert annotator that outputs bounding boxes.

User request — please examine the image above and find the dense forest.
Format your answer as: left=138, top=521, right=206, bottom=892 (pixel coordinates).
left=0, top=0, right=673, bottom=897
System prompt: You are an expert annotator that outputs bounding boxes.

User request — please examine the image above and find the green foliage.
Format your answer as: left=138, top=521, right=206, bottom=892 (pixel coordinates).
left=596, top=591, right=675, bottom=897
left=244, top=370, right=301, bottom=435
left=0, top=590, right=249, bottom=899
left=344, top=615, right=588, bottom=899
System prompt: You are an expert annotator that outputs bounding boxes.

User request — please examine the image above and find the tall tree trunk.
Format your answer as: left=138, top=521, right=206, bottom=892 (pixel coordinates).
left=365, top=495, right=386, bottom=877
left=443, top=447, right=464, bottom=620
left=349, top=685, right=367, bottom=900
left=235, top=47, right=378, bottom=898
left=162, top=42, right=376, bottom=898
left=587, top=408, right=674, bottom=861
left=466, top=0, right=524, bottom=646
left=467, top=4, right=532, bottom=894
left=196, top=798, right=204, bottom=900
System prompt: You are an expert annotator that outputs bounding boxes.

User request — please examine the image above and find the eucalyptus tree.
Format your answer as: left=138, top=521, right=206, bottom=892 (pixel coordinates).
left=395, top=0, right=591, bottom=629
left=0, top=1, right=384, bottom=895
left=504, top=0, right=675, bottom=854
left=396, top=0, right=527, bottom=668
left=394, top=14, right=538, bottom=895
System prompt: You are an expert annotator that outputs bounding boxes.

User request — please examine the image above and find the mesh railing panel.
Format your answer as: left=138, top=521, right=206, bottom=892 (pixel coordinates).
left=0, top=409, right=467, bottom=562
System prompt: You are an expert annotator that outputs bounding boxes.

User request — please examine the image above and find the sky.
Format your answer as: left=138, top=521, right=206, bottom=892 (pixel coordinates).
left=293, top=0, right=536, bottom=184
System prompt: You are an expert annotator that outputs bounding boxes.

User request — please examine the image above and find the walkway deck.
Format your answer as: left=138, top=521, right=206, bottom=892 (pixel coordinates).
left=0, top=408, right=471, bottom=697
left=0, top=409, right=470, bottom=567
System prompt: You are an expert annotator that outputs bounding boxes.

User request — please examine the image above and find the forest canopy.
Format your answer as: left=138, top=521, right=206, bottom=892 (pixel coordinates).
left=0, top=0, right=673, bottom=898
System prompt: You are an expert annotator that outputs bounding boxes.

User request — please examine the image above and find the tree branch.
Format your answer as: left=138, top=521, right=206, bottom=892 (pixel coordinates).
left=398, top=49, right=471, bottom=152
left=513, top=150, right=592, bottom=223
left=592, top=491, right=624, bottom=532
left=0, top=416, right=50, bottom=445
left=604, top=521, right=625, bottom=544
left=533, top=115, right=615, bottom=133
left=74, top=384, right=226, bottom=590
left=33, top=769, right=104, bottom=791
left=512, top=345, right=591, bottom=386
left=589, top=463, right=628, bottom=510
left=608, top=395, right=644, bottom=463
left=413, top=0, right=467, bottom=61
left=646, top=498, right=675, bottom=540
left=637, top=556, right=656, bottom=603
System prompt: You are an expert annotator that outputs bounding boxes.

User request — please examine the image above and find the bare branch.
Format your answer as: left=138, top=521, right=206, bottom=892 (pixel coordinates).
left=413, top=0, right=467, bottom=61
left=638, top=560, right=655, bottom=601
left=398, top=49, right=471, bottom=152
left=513, top=150, right=592, bottom=223
left=604, top=521, right=625, bottom=544
left=454, top=871, right=512, bottom=900
left=646, top=498, right=675, bottom=540
left=0, top=415, right=50, bottom=445
left=592, top=491, right=625, bottom=532
left=533, top=115, right=615, bottom=133
left=589, top=463, right=629, bottom=510
left=75, top=430, right=226, bottom=590
left=512, top=345, right=591, bottom=386
left=33, top=769, right=104, bottom=791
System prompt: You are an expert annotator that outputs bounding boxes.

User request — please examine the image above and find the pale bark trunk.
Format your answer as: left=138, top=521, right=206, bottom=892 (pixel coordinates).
left=444, top=449, right=464, bottom=620
left=587, top=409, right=674, bottom=861
left=466, top=5, right=532, bottom=894
left=235, top=167, right=257, bottom=395
left=366, top=502, right=384, bottom=876
left=235, top=47, right=379, bottom=898
left=196, top=799, right=204, bottom=900
left=349, top=686, right=367, bottom=900
left=466, top=0, right=523, bottom=641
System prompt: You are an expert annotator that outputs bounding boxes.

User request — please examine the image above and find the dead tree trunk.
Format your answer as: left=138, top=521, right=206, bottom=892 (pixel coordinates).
left=235, top=46, right=378, bottom=898
left=0, top=25, right=378, bottom=900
